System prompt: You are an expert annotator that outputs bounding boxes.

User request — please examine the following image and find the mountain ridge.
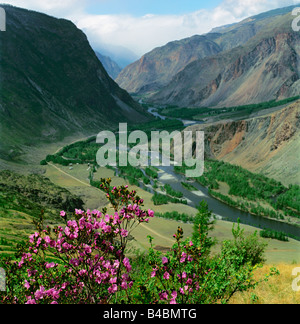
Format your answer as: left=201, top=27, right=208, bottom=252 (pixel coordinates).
left=149, top=9, right=300, bottom=107
left=116, top=5, right=300, bottom=108
left=0, top=5, right=150, bottom=161
left=116, top=35, right=222, bottom=94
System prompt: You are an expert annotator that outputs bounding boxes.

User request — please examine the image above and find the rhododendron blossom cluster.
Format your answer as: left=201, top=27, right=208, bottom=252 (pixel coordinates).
left=18, top=205, right=154, bottom=304
left=1, top=181, right=156, bottom=304
left=0, top=180, right=274, bottom=305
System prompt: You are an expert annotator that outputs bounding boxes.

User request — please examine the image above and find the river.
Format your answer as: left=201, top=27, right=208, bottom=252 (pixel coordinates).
left=146, top=106, right=300, bottom=240
left=148, top=107, right=201, bottom=127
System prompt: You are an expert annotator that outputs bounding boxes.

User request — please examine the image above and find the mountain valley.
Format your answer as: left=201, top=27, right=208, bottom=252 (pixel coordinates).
left=0, top=4, right=299, bottom=305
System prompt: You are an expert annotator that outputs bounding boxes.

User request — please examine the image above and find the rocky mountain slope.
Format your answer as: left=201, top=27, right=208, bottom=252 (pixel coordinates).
left=116, top=5, right=300, bottom=108
left=187, top=101, right=300, bottom=186
left=116, top=35, right=222, bottom=94
left=151, top=15, right=300, bottom=107
left=0, top=5, right=149, bottom=161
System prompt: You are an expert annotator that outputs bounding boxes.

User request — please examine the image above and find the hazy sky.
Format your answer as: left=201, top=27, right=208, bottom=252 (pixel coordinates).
left=3, top=0, right=300, bottom=57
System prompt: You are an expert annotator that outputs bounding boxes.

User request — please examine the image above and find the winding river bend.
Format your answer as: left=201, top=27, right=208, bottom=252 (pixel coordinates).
left=146, top=106, right=300, bottom=240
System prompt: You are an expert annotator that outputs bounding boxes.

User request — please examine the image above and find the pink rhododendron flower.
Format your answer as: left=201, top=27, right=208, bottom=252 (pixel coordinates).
left=120, top=229, right=129, bottom=237
left=24, top=280, right=30, bottom=289
left=45, top=262, right=56, bottom=269
left=11, top=185, right=160, bottom=305
left=34, top=286, right=45, bottom=300
left=108, top=284, right=118, bottom=294
left=159, top=291, right=168, bottom=300
left=123, top=258, right=132, bottom=272
left=26, top=298, right=36, bottom=304
left=163, top=272, right=170, bottom=280
left=162, top=257, right=168, bottom=265
left=151, top=271, right=156, bottom=278
left=148, top=209, right=154, bottom=218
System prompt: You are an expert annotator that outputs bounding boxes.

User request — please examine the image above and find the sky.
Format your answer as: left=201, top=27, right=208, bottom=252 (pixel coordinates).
left=84, top=0, right=225, bottom=16
left=2, top=0, right=300, bottom=63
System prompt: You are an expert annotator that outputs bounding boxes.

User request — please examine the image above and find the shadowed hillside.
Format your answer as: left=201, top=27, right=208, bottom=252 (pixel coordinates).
left=0, top=5, right=150, bottom=162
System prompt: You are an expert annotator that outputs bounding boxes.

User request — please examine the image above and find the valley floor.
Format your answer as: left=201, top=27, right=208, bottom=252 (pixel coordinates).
left=42, top=161, right=300, bottom=266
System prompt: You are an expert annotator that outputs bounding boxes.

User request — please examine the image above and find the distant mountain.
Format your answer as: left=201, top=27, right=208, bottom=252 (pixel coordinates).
left=116, top=5, right=300, bottom=107
left=116, top=35, right=222, bottom=94
left=95, top=52, right=122, bottom=79
left=208, top=5, right=300, bottom=36
left=0, top=5, right=149, bottom=161
left=94, top=44, right=139, bottom=68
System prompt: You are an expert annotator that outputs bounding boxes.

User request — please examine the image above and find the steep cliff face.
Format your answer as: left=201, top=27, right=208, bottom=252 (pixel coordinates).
left=0, top=6, right=149, bottom=161
left=188, top=101, right=300, bottom=186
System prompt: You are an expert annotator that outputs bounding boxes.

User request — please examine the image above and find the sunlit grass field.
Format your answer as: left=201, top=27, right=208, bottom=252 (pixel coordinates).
left=229, top=263, right=300, bottom=304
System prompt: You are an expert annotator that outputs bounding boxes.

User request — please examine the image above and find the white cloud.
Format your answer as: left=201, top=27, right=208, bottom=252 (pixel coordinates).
left=73, top=11, right=230, bottom=56
left=72, top=0, right=300, bottom=56
left=2, top=0, right=300, bottom=57
left=74, top=13, right=189, bottom=55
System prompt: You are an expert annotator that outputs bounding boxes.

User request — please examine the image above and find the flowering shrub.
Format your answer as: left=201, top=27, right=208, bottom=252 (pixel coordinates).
left=0, top=179, right=278, bottom=304
left=126, top=222, right=277, bottom=305
left=0, top=179, right=154, bottom=304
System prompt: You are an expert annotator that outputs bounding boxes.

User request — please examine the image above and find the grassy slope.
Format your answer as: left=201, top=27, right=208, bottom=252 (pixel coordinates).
left=229, top=263, right=300, bottom=304
left=0, top=209, right=43, bottom=257
left=0, top=170, right=84, bottom=256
